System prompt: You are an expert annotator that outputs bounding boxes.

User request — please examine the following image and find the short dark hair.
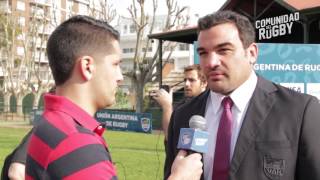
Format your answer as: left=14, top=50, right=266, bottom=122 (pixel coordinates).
left=198, top=10, right=255, bottom=48
left=47, top=15, right=120, bottom=85
left=184, top=64, right=206, bottom=84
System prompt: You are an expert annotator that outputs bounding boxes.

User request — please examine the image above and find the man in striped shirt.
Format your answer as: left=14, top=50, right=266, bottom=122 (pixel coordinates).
left=25, top=15, right=203, bottom=180
left=25, top=15, right=122, bottom=179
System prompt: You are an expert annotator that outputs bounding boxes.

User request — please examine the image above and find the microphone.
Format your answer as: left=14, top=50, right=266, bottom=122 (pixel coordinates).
left=177, top=115, right=209, bottom=153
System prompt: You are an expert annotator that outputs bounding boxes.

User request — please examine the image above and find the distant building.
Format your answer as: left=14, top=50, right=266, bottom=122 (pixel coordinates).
left=0, top=0, right=107, bottom=112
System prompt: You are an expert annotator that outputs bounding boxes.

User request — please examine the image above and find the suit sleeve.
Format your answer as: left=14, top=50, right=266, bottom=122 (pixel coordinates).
left=1, top=129, right=33, bottom=180
left=11, top=129, right=33, bottom=164
left=164, top=109, right=176, bottom=180
left=296, top=96, right=320, bottom=179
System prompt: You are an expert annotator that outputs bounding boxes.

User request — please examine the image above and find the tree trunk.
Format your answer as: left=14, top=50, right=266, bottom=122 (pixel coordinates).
left=33, top=84, right=45, bottom=109
left=3, top=93, right=10, bottom=112
left=16, top=94, right=24, bottom=116
left=33, top=92, right=42, bottom=110
left=135, top=80, right=144, bottom=113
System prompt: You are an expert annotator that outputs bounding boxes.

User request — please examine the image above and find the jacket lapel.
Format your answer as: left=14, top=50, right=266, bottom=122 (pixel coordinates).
left=187, top=89, right=210, bottom=121
left=198, top=90, right=210, bottom=117
left=188, top=90, right=210, bottom=180
left=229, top=77, right=277, bottom=174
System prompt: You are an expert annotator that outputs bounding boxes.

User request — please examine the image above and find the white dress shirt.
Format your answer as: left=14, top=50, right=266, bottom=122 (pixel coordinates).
left=203, top=71, right=258, bottom=180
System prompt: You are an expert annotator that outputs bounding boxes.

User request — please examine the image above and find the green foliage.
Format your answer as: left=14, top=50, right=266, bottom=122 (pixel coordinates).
left=143, top=84, right=153, bottom=111
left=0, top=13, right=22, bottom=47
left=0, top=127, right=166, bottom=180
left=111, top=89, right=131, bottom=109
left=9, top=95, right=16, bottom=112
left=14, top=58, right=21, bottom=67
left=22, top=93, right=34, bottom=113
left=38, top=93, right=45, bottom=109
left=145, top=107, right=162, bottom=130
left=0, top=93, right=3, bottom=112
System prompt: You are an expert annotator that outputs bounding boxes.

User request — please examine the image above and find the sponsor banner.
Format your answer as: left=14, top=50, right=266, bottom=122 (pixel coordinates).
left=95, top=110, right=152, bottom=133
left=255, top=43, right=320, bottom=98
left=30, top=109, right=153, bottom=133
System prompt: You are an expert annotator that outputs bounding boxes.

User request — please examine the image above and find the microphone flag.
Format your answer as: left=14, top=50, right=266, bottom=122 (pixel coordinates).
left=177, top=128, right=209, bottom=153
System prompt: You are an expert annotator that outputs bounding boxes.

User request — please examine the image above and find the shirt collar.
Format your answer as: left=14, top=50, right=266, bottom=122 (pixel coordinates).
left=44, top=93, right=100, bottom=132
left=210, top=71, right=257, bottom=114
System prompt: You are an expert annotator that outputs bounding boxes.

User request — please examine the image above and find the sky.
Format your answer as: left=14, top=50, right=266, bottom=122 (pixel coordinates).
left=110, top=0, right=227, bottom=19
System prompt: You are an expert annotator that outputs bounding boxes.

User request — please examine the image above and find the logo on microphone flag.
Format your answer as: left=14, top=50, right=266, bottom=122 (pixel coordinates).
left=177, top=128, right=209, bottom=153
left=182, top=133, right=192, bottom=145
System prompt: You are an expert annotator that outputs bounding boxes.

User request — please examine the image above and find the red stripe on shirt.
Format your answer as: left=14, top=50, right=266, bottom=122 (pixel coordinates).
left=44, top=112, right=78, bottom=135
left=28, top=134, right=53, bottom=168
left=25, top=174, right=34, bottom=180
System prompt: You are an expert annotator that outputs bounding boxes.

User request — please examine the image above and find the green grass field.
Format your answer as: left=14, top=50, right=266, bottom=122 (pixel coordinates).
left=0, top=127, right=166, bottom=180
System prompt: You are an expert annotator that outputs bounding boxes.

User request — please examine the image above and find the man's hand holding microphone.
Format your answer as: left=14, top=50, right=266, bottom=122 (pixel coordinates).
left=169, top=150, right=203, bottom=180
left=169, top=115, right=208, bottom=180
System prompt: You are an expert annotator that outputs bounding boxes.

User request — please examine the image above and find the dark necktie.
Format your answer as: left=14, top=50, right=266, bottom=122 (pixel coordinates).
left=212, top=97, right=233, bottom=180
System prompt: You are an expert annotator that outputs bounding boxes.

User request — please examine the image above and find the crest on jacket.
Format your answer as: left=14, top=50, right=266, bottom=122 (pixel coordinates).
left=263, top=155, right=285, bottom=179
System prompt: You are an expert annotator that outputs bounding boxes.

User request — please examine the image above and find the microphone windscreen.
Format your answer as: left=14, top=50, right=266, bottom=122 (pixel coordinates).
left=189, top=115, right=207, bottom=131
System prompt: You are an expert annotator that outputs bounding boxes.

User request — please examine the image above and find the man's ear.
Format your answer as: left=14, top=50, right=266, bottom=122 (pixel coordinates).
left=246, top=43, right=258, bottom=64
left=201, top=80, right=208, bottom=90
left=78, top=56, right=94, bottom=81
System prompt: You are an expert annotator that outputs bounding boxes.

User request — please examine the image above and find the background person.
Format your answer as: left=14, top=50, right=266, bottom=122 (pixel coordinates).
left=151, top=64, right=207, bottom=140
left=164, top=10, right=320, bottom=180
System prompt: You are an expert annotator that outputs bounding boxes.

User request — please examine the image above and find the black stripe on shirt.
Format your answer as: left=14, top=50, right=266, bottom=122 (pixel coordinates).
left=47, top=144, right=111, bottom=178
left=75, top=124, right=95, bottom=135
left=34, top=116, right=67, bottom=149
left=76, top=124, right=112, bottom=158
left=26, top=155, right=51, bottom=180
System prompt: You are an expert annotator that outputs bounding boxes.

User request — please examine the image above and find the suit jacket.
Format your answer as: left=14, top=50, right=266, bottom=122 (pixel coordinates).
left=1, top=129, right=32, bottom=180
left=164, top=76, right=320, bottom=180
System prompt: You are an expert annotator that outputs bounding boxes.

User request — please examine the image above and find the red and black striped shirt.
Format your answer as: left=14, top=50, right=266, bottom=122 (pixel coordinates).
left=26, top=94, right=117, bottom=179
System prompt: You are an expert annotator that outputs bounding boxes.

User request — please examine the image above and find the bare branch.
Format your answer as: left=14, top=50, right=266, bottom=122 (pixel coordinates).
left=121, top=0, right=189, bottom=112
left=88, top=0, right=117, bottom=23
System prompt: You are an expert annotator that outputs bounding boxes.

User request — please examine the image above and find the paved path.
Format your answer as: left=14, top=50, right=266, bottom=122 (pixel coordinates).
left=0, top=121, right=32, bottom=129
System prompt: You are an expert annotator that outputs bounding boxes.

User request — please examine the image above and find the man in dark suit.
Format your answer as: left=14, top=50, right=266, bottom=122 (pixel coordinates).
left=164, top=10, right=320, bottom=180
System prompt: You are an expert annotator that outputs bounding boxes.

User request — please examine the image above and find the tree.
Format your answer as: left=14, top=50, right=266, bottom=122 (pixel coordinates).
left=0, top=4, right=56, bottom=115
left=27, top=0, right=118, bottom=110
left=88, top=0, right=117, bottom=22
left=28, top=0, right=119, bottom=110
left=27, top=3, right=55, bottom=109
left=125, top=0, right=189, bottom=113
left=0, top=10, right=27, bottom=115
left=110, top=89, right=131, bottom=109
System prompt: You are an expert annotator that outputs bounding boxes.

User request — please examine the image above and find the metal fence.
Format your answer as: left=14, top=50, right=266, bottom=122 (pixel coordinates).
left=0, top=105, right=39, bottom=122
